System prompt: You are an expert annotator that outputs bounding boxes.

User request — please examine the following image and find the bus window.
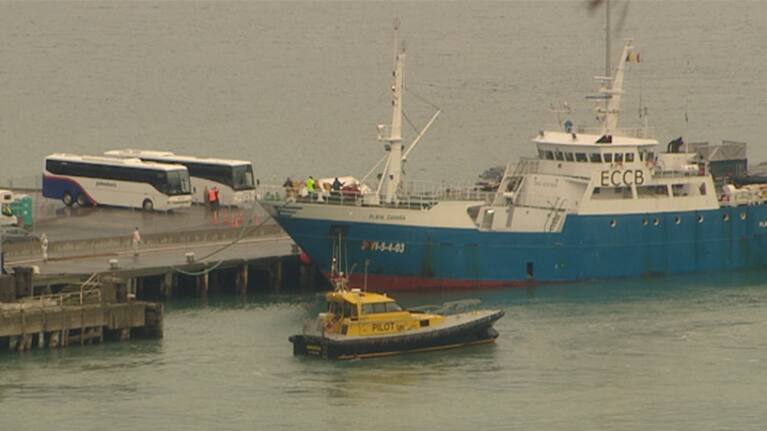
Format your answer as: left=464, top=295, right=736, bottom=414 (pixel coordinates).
left=232, top=165, right=255, bottom=190
left=165, top=170, right=191, bottom=195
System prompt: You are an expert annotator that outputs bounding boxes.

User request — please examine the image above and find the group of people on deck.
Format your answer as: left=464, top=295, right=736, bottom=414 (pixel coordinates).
left=283, top=176, right=350, bottom=202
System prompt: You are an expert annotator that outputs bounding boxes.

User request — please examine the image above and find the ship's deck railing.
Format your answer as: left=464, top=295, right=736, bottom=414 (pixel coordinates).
left=399, top=180, right=494, bottom=203
left=257, top=180, right=494, bottom=209
left=576, top=126, right=655, bottom=139
left=542, top=125, right=655, bottom=139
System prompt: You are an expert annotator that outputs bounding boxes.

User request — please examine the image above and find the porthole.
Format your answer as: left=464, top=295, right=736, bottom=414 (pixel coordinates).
left=723, top=213, right=730, bottom=222
left=642, top=218, right=649, bottom=226
left=697, top=215, right=704, bottom=224
left=653, top=217, right=660, bottom=226
left=674, top=217, right=681, bottom=225
left=740, top=212, right=747, bottom=220
left=609, top=219, right=617, bottom=228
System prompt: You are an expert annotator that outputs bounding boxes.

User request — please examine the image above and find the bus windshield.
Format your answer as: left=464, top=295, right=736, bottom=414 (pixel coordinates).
left=232, top=165, right=255, bottom=191
left=165, top=170, right=191, bottom=195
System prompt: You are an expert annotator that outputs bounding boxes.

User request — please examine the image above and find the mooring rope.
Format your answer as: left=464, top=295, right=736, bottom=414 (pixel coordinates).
left=171, top=204, right=273, bottom=276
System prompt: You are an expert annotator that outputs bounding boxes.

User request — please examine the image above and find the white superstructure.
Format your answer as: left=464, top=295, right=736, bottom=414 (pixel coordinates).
left=474, top=40, right=718, bottom=232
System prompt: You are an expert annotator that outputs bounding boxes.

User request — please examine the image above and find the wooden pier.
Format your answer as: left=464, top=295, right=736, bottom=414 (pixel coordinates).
left=0, top=274, right=162, bottom=352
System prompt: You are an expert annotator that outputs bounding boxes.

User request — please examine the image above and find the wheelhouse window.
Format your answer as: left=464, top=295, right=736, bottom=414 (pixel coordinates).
left=637, top=185, right=669, bottom=198
left=328, top=302, right=340, bottom=314
left=625, top=153, right=635, bottom=162
left=575, top=153, right=588, bottom=162
left=614, top=153, right=624, bottom=163
left=604, top=153, right=613, bottom=163
left=555, top=151, right=565, bottom=161
left=544, top=151, right=555, bottom=160
left=590, top=153, right=602, bottom=163
left=639, top=150, right=656, bottom=162
left=362, top=302, right=390, bottom=314
left=591, top=186, right=633, bottom=200
left=565, top=152, right=575, bottom=162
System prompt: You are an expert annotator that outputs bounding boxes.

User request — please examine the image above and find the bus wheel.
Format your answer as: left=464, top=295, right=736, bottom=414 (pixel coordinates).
left=62, top=192, right=74, bottom=207
left=142, top=199, right=154, bottom=212
left=76, top=194, right=89, bottom=207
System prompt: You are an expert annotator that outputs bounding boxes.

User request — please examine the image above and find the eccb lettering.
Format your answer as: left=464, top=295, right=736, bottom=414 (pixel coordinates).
left=600, top=169, right=645, bottom=187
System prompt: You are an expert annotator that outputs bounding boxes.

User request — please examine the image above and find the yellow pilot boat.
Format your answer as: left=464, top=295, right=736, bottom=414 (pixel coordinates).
left=289, top=279, right=504, bottom=360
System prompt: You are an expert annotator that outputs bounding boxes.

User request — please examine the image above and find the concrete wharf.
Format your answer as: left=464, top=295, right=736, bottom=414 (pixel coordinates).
left=1, top=192, right=322, bottom=353
left=2, top=192, right=318, bottom=299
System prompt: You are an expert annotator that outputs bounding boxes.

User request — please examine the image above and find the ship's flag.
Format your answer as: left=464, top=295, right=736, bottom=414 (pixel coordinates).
left=626, top=52, right=641, bottom=63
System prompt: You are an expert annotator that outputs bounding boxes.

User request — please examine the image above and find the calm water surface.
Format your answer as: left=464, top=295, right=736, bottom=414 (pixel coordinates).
left=2, top=1, right=767, bottom=185
left=2, top=272, right=767, bottom=430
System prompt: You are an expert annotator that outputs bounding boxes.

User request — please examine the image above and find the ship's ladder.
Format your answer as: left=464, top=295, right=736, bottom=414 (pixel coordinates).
left=492, top=159, right=536, bottom=206
left=545, top=198, right=568, bottom=232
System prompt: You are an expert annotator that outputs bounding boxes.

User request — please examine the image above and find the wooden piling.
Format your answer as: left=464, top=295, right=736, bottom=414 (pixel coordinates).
left=272, top=258, right=283, bottom=291
left=160, top=272, right=175, bottom=300
left=136, top=277, right=145, bottom=299
left=236, top=264, right=249, bottom=295
left=197, top=271, right=209, bottom=297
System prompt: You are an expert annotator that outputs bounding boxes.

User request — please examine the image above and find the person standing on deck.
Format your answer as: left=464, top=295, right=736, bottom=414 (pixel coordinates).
left=132, top=227, right=142, bottom=257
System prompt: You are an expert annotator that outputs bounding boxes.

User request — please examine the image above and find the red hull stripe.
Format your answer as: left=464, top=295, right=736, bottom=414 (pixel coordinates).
left=324, top=272, right=530, bottom=291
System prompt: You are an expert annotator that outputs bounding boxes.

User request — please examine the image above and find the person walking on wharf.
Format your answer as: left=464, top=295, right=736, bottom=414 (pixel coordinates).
left=132, top=227, right=142, bottom=257
left=40, top=233, right=49, bottom=263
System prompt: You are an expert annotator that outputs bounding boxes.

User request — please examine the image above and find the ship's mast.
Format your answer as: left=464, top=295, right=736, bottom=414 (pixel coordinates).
left=597, top=39, right=634, bottom=135
left=605, top=0, right=611, bottom=78
left=377, top=21, right=405, bottom=205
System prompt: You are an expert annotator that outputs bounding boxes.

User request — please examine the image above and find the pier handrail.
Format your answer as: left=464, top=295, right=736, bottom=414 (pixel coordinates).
left=79, top=273, right=102, bottom=305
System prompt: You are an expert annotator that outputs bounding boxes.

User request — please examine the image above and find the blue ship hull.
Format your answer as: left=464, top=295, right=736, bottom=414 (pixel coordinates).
left=274, top=205, right=767, bottom=290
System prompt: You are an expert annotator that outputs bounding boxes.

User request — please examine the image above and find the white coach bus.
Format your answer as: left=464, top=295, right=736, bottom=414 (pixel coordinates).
left=104, top=149, right=256, bottom=207
left=43, top=154, right=192, bottom=211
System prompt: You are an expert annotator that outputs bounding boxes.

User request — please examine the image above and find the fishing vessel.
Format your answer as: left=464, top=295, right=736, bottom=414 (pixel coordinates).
left=262, top=27, right=767, bottom=290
